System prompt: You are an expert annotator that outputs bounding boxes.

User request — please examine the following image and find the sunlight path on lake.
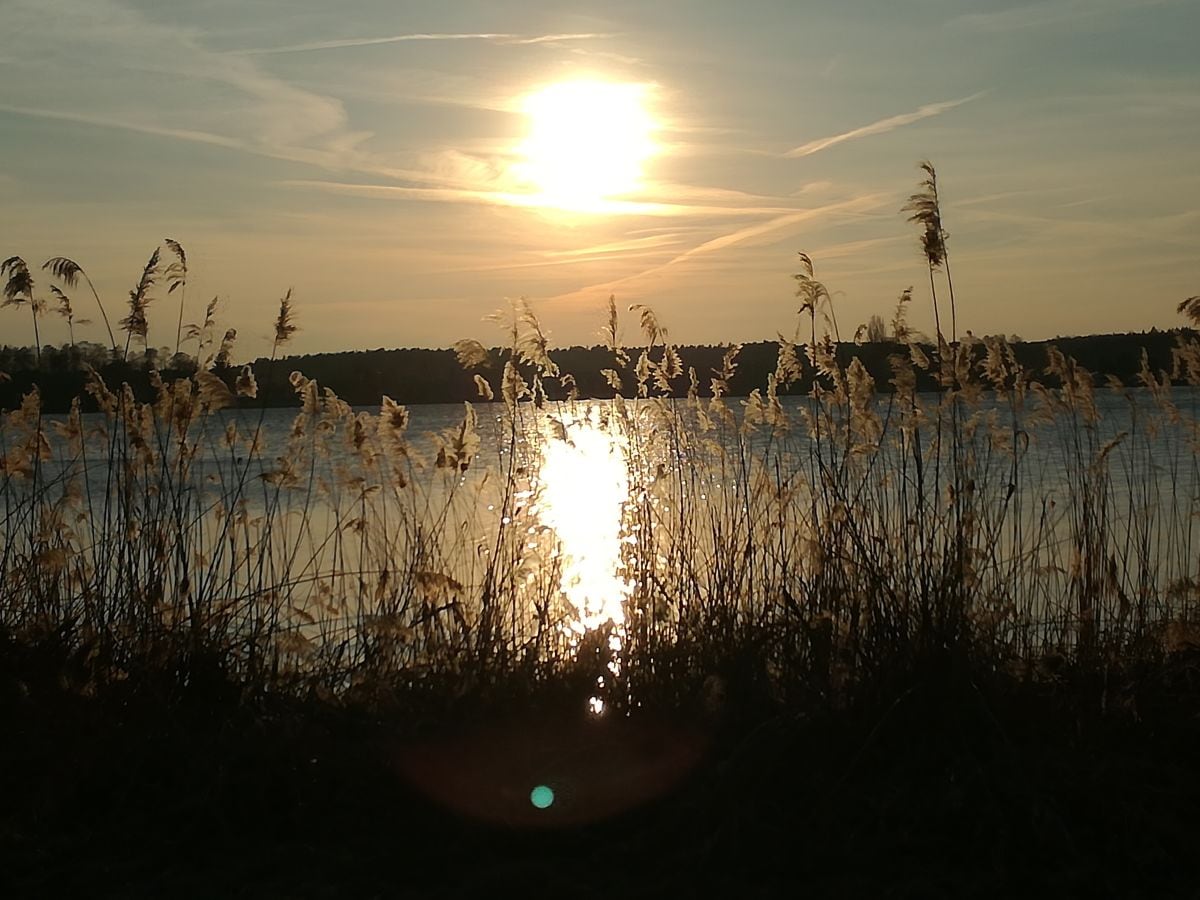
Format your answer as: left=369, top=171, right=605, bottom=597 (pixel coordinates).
left=535, top=409, right=632, bottom=711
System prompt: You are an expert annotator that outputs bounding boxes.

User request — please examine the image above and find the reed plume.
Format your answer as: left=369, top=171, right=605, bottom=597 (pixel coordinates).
left=44, top=256, right=118, bottom=353
left=603, top=295, right=629, bottom=367
left=213, top=328, right=237, bottom=369
left=164, top=238, right=188, bottom=358
left=1177, top=295, right=1200, bottom=326
left=49, top=285, right=90, bottom=348
left=453, top=339, right=490, bottom=370
left=793, top=251, right=839, bottom=345
left=119, top=247, right=161, bottom=361
left=273, top=289, right=298, bottom=350
left=902, top=161, right=957, bottom=343
left=2, top=256, right=42, bottom=365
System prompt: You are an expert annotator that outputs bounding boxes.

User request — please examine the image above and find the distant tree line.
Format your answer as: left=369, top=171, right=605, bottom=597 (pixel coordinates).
left=0, top=329, right=1194, bottom=413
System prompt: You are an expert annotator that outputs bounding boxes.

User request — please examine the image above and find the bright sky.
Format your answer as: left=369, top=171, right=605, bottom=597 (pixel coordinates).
left=1, top=0, right=1198, bottom=357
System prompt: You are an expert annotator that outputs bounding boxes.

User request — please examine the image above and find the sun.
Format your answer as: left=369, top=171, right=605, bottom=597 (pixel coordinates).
left=513, top=80, right=658, bottom=212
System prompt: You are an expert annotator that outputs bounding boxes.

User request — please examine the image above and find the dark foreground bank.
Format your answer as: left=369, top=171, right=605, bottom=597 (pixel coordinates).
left=3, top=654, right=1200, bottom=900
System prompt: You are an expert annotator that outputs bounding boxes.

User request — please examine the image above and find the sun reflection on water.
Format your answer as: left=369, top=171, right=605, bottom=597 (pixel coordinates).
left=534, top=409, right=632, bottom=712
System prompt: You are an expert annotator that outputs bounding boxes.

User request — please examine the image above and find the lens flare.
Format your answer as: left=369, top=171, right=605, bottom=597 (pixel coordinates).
left=530, top=784, right=555, bottom=809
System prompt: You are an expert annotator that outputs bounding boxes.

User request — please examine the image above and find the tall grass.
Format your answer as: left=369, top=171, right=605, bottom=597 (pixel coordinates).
left=3, top=177, right=1200, bottom=713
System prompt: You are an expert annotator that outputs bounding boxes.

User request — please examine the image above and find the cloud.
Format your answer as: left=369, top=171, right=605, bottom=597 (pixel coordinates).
left=656, top=195, right=888, bottom=262
left=0, top=4, right=641, bottom=211
left=957, top=206, right=1200, bottom=250
left=545, top=193, right=889, bottom=305
left=800, top=235, right=908, bottom=262
left=0, top=102, right=432, bottom=187
left=542, top=234, right=686, bottom=258
left=0, top=103, right=245, bottom=150
left=446, top=247, right=683, bottom=276
left=784, top=94, right=983, bottom=158
left=233, top=32, right=611, bottom=56
left=272, top=178, right=888, bottom=302
left=951, top=0, right=1175, bottom=31
left=640, top=183, right=792, bottom=206
left=278, top=179, right=811, bottom=218
left=0, top=0, right=363, bottom=167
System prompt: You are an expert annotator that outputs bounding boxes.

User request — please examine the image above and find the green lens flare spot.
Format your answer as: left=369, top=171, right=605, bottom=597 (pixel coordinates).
left=530, top=785, right=555, bottom=809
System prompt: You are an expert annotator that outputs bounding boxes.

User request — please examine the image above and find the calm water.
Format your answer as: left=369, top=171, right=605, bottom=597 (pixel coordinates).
left=14, top=386, right=1200, bottom=560
left=18, top=386, right=1200, bottom=493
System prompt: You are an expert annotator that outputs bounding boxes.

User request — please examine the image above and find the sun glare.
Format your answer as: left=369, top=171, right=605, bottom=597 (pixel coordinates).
left=535, top=411, right=632, bottom=712
left=513, top=80, right=658, bottom=212
left=536, top=414, right=631, bottom=632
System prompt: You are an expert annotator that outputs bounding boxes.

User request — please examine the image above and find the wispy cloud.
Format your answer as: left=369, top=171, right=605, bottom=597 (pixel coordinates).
left=546, top=193, right=888, bottom=305
left=656, top=195, right=887, bottom=262
left=445, top=246, right=682, bottom=276
left=233, top=32, right=610, bottom=56
left=950, top=186, right=1081, bottom=208
left=541, top=234, right=686, bottom=258
left=0, top=102, right=433, bottom=185
left=640, top=183, right=792, bottom=206
left=957, top=206, right=1200, bottom=250
left=784, top=94, right=983, bottom=158
left=951, top=0, right=1175, bottom=32
left=279, top=179, right=809, bottom=218
left=0, top=0, right=362, bottom=163
left=0, top=103, right=245, bottom=151
left=800, top=235, right=908, bottom=262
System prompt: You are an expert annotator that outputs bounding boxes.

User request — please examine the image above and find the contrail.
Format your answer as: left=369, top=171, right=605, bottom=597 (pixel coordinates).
left=785, top=93, right=984, bottom=158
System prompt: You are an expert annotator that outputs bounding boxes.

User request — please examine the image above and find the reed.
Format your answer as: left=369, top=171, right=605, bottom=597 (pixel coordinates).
left=44, top=256, right=118, bottom=355
left=2, top=171, right=1199, bottom=716
left=2, top=257, right=42, bottom=366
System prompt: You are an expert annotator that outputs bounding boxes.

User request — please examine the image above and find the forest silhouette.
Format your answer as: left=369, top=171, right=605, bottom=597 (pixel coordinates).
left=0, top=328, right=1191, bottom=412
